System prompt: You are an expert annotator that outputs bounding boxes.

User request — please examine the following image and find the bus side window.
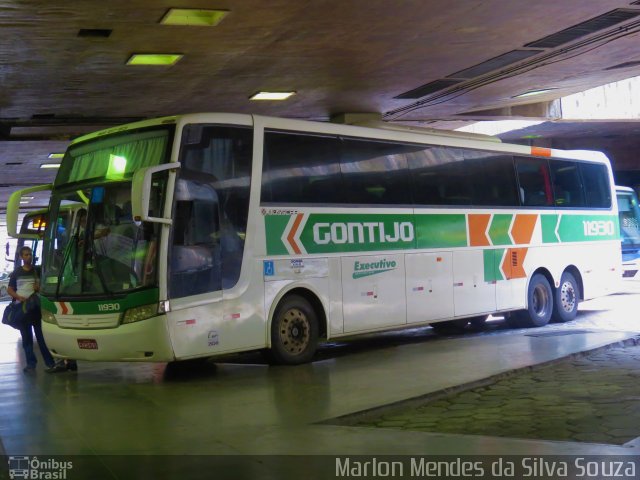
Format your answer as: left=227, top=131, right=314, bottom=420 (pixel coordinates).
left=181, top=124, right=252, bottom=291
left=549, top=160, right=586, bottom=208
left=170, top=188, right=222, bottom=298
left=515, top=157, right=554, bottom=207
left=580, top=163, right=611, bottom=208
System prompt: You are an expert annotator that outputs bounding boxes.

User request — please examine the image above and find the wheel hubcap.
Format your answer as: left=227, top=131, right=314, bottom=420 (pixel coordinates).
left=560, top=281, right=576, bottom=313
left=532, top=284, right=550, bottom=318
left=279, top=308, right=310, bottom=355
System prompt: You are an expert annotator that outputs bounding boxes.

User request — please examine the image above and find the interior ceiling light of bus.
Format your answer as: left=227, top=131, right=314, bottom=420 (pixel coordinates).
left=387, top=8, right=640, bottom=119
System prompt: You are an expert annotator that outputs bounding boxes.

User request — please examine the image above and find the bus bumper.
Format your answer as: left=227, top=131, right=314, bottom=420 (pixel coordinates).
left=42, top=315, right=176, bottom=362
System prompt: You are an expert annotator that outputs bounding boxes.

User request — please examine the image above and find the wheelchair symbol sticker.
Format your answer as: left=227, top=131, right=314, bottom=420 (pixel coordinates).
left=263, top=260, right=275, bottom=276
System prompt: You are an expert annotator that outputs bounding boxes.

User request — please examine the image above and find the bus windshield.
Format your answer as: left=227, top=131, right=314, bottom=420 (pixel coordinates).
left=41, top=126, right=172, bottom=298
left=618, top=189, right=640, bottom=250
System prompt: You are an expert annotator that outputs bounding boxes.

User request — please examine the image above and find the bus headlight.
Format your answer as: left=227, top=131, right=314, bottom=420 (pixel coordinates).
left=41, top=309, right=58, bottom=325
left=122, top=304, right=158, bottom=324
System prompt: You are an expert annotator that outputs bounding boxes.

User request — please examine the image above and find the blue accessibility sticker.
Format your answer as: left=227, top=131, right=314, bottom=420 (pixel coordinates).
left=263, top=260, right=275, bottom=276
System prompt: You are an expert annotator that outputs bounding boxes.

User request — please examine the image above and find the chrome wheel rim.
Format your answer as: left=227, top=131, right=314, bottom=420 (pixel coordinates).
left=279, top=308, right=310, bottom=355
left=532, top=283, right=550, bottom=318
left=559, top=280, right=576, bottom=313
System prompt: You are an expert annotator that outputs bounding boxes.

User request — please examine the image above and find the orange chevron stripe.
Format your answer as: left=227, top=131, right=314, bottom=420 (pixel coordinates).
left=468, top=214, right=491, bottom=246
left=502, top=247, right=528, bottom=279
left=287, top=213, right=304, bottom=254
left=511, top=214, right=537, bottom=245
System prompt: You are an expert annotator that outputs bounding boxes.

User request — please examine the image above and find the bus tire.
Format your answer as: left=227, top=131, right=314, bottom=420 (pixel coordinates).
left=515, top=273, right=553, bottom=328
left=270, top=295, right=319, bottom=365
left=552, top=271, right=579, bottom=323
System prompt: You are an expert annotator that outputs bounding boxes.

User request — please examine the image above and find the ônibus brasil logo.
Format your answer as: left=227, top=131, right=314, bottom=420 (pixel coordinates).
left=353, top=259, right=398, bottom=279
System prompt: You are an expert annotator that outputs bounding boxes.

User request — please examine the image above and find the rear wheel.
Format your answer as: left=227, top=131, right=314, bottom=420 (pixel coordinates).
left=511, top=273, right=553, bottom=328
left=270, top=295, right=319, bottom=365
left=552, top=272, right=579, bottom=323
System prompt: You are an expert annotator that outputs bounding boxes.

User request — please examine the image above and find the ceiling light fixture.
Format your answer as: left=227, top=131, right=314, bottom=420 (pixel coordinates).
left=48, top=153, right=64, bottom=159
left=40, top=163, right=61, bottom=169
left=513, top=88, right=557, bottom=98
left=249, top=91, right=296, bottom=101
left=160, top=8, right=229, bottom=26
left=126, top=54, right=183, bottom=66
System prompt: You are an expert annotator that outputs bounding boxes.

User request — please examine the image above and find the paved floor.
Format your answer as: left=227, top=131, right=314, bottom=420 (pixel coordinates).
left=352, top=341, right=640, bottom=445
left=0, top=284, right=639, bottom=478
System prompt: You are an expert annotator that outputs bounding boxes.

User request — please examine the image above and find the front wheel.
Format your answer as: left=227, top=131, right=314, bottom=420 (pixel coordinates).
left=552, top=272, right=579, bottom=323
left=270, top=295, right=319, bottom=365
left=511, top=273, right=553, bottom=328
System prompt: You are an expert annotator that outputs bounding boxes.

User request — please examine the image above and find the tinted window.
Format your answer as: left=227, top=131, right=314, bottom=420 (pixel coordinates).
left=262, top=131, right=342, bottom=204
left=550, top=160, right=586, bottom=208
left=409, top=147, right=471, bottom=205
left=464, top=151, right=519, bottom=206
left=515, top=157, right=554, bottom=207
left=172, top=125, right=253, bottom=296
left=340, top=138, right=413, bottom=204
left=580, top=162, right=611, bottom=208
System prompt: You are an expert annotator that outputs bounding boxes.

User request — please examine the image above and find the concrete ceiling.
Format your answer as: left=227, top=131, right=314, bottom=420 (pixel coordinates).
left=3, top=0, right=640, bottom=221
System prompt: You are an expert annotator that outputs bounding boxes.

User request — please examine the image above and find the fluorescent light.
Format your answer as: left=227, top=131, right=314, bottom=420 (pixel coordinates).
left=22, top=196, right=34, bottom=200
left=48, top=152, right=64, bottom=159
left=250, top=91, right=296, bottom=101
left=160, top=8, right=228, bottom=26
left=107, top=154, right=127, bottom=179
left=513, top=88, right=556, bottom=98
left=40, top=163, right=61, bottom=169
left=19, top=201, right=29, bottom=204
left=126, top=54, right=183, bottom=66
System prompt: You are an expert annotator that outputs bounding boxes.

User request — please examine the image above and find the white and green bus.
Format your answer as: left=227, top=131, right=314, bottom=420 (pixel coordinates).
left=616, top=185, right=640, bottom=280
left=8, top=114, right=621, bottom=364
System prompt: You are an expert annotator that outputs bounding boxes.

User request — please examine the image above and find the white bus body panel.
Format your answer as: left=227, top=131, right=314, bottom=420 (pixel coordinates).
left=405, top=252, right=454, bottom=324
left=453, top=250, right=496, bottom=317
left=341, top=254, right=406, bottom=333
left=166, top=261, right=270, bottom=359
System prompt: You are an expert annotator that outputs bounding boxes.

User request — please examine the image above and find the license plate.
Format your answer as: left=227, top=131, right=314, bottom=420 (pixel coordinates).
left=77, top=338, right=98, bottom=350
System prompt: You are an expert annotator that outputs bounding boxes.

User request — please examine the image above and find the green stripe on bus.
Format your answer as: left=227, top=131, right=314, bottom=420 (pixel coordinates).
left=483, top=249, right=505, bottom=283
left=41, top=288, right=159, bottom=315
left=541, top=214, right=559, bottom=243
left=556, top=214, right=620, bottom=242
left=301, top=214, right=416, bottom=254
left=264, top=215, right=290, bottom=255
left=489, top=214, right=513, bottom=246
left=265, top=212, right=619, bottom=255
left=415, top=214, right=467, bottom=248
left=265, top=213, right=467, bottom=255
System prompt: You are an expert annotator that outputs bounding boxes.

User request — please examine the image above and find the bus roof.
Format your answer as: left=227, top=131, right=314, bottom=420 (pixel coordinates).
left=68, top=113, right=611, bottom=166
